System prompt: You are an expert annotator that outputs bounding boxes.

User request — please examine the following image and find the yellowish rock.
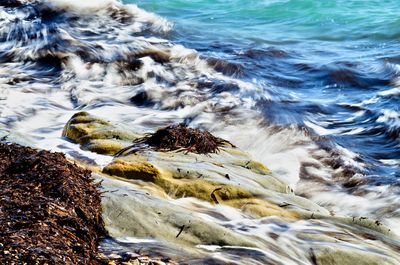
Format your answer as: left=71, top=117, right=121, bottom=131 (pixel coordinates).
left=102, top=157, right=303, bottom=219
left=104, top=159, right=161, bottom=182
left=84, top=139, right=125, bottom=155
left=62, top=111, right=140, bottom=151
left=312, top=246, right=398, bottom=265
left=226, top=198, right=299, bottom=219
left=63, top=112, right=400, bottom=264
left=63, top=112, right=326, bottom=219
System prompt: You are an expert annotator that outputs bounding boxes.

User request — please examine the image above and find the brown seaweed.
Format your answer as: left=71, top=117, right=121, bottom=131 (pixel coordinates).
left=0, top=143, right=107, bottom=264
left=115, top=124, right=229, bottom=156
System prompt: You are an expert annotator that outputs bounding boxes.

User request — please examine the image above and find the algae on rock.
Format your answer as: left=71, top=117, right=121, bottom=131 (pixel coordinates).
left=64, top=112, right=316, bottom=219
left=62, top=111, right=140, bottom=155
left=63, top=112, right=400, bottom=264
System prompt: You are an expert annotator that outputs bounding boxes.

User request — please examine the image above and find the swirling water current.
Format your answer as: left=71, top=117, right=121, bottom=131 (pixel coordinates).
left=132, top=0, right=400, bottom=202
left=133, top=0, right=400, bottom=181
left=0, top=0, right=399, bottom=263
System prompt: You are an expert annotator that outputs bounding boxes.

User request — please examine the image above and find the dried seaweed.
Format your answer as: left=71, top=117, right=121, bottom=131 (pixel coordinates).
left=116, top=124, right=229, bottom=156
left=210, top=187, right=223, bottom=204
left=0, top=143, right=107, bottom=264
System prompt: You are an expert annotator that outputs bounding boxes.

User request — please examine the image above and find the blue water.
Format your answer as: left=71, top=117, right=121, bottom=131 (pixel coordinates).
left=0, top=0, right=399, bottom=262
left=0, top=0, right=398, bottom=191
left=130, top=0, right=400, bottom=183
left=134, top=1, right=398, bottom=40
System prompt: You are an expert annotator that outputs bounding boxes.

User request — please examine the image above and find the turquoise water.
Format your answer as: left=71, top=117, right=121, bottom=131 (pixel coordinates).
left=1, top=0, right=400, bottom=263
left=129, top=0, right=400, bottom=182
left=130, top=0, right=400, bottom=44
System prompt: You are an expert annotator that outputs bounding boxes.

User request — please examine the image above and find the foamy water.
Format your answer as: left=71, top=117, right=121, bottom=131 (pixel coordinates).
left=1, top=0, right=399, bottom=263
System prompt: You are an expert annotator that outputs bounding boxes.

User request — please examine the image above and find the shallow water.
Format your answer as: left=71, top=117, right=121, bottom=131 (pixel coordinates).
left=0, top=0, right=399, bottom=263
left=130, top=0, right=400, bottom=219
left=132, top=0, right=400, bottom=179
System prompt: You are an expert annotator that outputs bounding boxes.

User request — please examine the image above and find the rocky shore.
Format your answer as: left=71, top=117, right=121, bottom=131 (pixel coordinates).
left=0, top=142, right=176, bottom=265
left=1, top=111, right=400, bottom=264
left=62, top=112, right=400, bottom=264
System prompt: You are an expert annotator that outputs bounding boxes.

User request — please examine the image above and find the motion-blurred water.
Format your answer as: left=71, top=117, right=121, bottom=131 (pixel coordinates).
left=132, top=0, right=400, bottom=183
left=0, top=0, right=399, bottom=263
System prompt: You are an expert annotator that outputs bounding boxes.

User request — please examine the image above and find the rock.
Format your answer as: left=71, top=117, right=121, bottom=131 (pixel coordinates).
left=130, top=91, right=155, bottom=107
left=0, top=0, right=23, bottom=8
left=63, top=112, right=400, bottom=264
left=63, top=112, right=323, bottom=219
left=62, top=111, right=140, bottom=155
left=311, top=246, right=399, bottom=265
left=103, top=157, right=161, bottom=182
left=133, top=48, right=171, bottom=64
left=85, top=139, right=126, bottom=156
left=98, top=174, right=257, bottom=248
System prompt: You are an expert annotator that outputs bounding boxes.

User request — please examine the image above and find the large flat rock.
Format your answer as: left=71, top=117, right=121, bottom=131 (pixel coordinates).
left=64, top=112, right=400, bottom=264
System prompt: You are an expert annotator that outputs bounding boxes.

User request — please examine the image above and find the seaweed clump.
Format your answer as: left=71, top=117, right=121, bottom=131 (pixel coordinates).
left=0, top=143, right=107, bottom=264
left=116, top=124, right=225, bottom=156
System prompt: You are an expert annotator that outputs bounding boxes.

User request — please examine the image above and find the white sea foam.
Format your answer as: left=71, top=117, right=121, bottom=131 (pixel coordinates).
left=1, top=1, right=399, bottom=263
left=377, top=109, right=400, bottom=128
left=45, top=0, right=117, bottom=12
left=379, top=86, right=400, bottom=97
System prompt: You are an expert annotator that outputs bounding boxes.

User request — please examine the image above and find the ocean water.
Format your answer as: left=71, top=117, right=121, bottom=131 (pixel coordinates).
left=0, top=0, right=399, bottom=263
left=127, top=0, right=400, bottom=223
left=130, top=0, right=400, bottom=194
left=131, top=0, right=400, bottom=181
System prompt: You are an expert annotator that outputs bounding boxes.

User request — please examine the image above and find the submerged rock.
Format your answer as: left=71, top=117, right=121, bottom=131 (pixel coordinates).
left=0, top=143, right=106, bottom=264
left=0, top=0, right=23, bottom=8
left=98, top=174, right=257, bottom=248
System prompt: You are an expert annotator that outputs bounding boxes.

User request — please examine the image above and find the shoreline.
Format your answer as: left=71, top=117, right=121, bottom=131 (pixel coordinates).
left=1, top=112, right=400, bottom=264
left=1, top=0, right=399, bottom=264
left=0, top=142, right=177, bottom=264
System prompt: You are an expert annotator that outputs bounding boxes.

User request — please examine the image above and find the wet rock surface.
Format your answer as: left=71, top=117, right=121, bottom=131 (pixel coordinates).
left=0, top=143, right=106, bottom=264
left=63, top=112, right=400, bottom=264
